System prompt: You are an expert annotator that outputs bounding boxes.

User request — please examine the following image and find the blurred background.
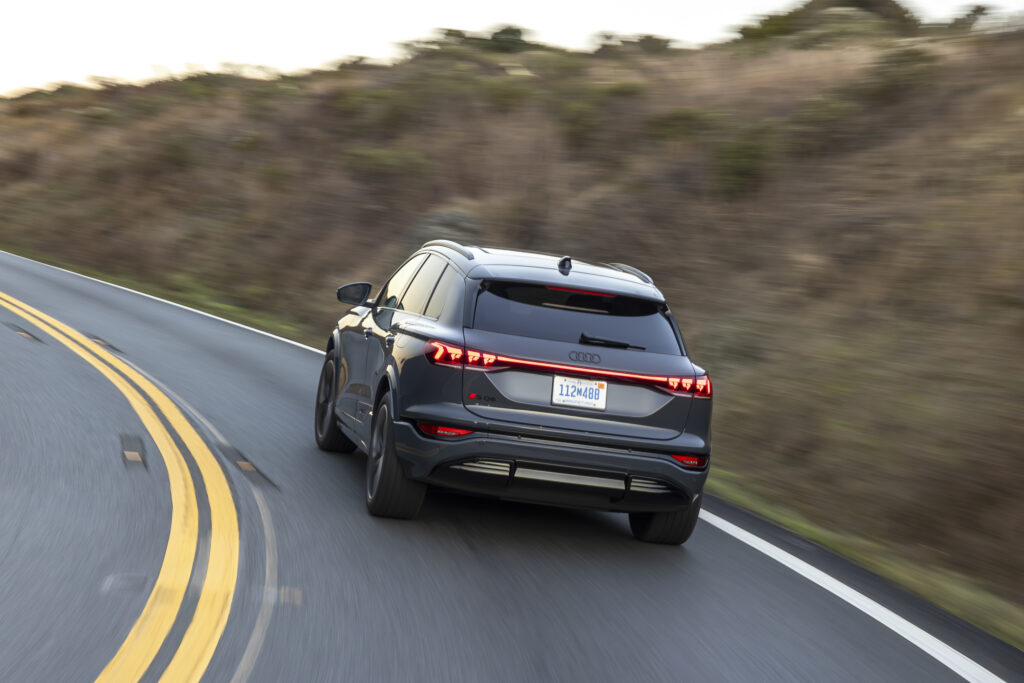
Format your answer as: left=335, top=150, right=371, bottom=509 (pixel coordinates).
left=1, top=0, right=1023, bottom=647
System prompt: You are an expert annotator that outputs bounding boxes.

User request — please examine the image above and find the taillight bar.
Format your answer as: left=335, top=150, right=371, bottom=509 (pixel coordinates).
left=425, top=340, right=711, bottom=398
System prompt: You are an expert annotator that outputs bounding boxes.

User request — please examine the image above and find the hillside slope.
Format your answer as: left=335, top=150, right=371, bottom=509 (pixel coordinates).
left=2, top=22, right=1023, bottom=645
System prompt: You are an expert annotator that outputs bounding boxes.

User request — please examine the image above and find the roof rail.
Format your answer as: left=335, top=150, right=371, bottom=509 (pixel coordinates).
left=607, top=262, right=653, bottom=284
left=421, top=239, right=475, bottom=260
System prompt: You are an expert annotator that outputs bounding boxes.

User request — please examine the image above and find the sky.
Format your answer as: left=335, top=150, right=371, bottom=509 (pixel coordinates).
left=0, top=0, right=1013, bottom=95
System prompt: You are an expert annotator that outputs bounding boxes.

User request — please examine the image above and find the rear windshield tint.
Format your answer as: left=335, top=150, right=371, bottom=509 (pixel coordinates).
left=472, top=282, right=682, bottom=355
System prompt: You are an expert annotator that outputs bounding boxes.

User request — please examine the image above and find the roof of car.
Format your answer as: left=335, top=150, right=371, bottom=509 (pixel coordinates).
left=420, top=241, right=665, bottom=302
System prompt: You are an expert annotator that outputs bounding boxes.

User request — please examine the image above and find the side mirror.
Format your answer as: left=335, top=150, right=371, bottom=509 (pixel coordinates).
left=336, top=282, right=373, bottom=306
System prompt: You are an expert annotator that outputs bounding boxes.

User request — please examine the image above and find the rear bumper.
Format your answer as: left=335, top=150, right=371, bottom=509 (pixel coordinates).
left=391, top=420, right=709, bottom=513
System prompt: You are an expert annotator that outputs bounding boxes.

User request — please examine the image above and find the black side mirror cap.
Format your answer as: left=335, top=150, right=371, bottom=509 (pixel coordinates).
left=337, top=282, right=373, bottom=306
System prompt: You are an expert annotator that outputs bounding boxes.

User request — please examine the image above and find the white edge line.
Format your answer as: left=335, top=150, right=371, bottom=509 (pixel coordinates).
left=700, top=511, right=1003, bottom=683
left=0, top=249, right=323, bottom=355
left=230, top=487, right=278, bottom=683
left=4, top=250, right=1004, bottom=682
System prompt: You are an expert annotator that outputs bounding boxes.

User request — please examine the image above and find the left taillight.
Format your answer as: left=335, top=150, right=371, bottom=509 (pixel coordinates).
left=418, top=422, right=474, bottom=438
left=425, top=341, right=499, bottom=367
left=426, top=340, right=464, bottom=365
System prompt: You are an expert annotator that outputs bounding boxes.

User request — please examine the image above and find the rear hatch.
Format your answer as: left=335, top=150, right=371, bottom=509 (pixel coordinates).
left=460, top=281, right=698, bottom=441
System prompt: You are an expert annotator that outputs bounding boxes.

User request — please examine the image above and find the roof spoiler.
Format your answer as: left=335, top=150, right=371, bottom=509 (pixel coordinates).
left=606, top=262, right=653, bottom=284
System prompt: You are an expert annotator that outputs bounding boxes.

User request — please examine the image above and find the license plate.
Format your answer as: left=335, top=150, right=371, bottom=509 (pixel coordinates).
left=552, top=375, right=607, bottom=411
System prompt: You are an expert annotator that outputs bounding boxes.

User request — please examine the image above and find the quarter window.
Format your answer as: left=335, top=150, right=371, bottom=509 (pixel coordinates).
left=424, top=266, right=460, bottom=319
left=399, top=255, right=448, bottom=316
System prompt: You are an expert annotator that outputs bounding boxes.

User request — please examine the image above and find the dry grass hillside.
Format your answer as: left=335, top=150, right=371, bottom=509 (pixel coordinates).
left=2, top=8, right=1023, bottom=645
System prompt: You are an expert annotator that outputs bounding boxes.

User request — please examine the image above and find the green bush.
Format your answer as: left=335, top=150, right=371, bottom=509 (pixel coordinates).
left=79, top=106, right=118, bottom=124
left=739, top=12, right=798, bottom=40
left=600, top=81, right=646, bottom=99
left=715, top=127, right=774, bottom=196
left=788, top=94, right=858, bottom=155
left=125, top=96, right=169, bottom=117
left=647, top=107, right=716, bottom=140
left=636, top=35, right=672, bottom=54
left=557, top=100, right=603, bottom=149
left=480, top=78, right=534, bottom=112
left=858, top=47, right=939, bottom=104
left=344, top=145, right=429, bottom=181
left=158, top=138, right=196, bottom=171
left=486, top=26, right=530, bottom=53
left=525, top=51, right=588, bottom=80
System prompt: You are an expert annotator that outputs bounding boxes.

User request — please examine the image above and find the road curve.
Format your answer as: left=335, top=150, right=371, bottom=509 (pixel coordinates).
left=0, top=249, right=1021, bottom=683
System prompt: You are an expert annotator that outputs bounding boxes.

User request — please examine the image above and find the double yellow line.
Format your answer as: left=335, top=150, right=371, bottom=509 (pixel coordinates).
left=0, top=291, right=239, bottom=682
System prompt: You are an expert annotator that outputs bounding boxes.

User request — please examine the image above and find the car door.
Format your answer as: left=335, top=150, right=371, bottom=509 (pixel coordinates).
left=351, top=253, right=428, bottom=435
left=362, top=254, right=449, bottom=429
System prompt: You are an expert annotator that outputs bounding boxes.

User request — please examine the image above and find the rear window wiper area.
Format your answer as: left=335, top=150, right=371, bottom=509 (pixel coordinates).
left=579, top=333, right=646, bottom=351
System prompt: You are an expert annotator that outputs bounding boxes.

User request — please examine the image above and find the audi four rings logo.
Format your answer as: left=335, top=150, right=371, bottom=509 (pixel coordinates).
left=568, top=351, right=601, bottom=363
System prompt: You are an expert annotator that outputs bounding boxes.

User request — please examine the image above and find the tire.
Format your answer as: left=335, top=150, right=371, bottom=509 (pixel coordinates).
left=629, top=495, right=702, bottom=545
left=365, top=392, right=426, bottom=519
left=314, top=350, right=357, bottom=453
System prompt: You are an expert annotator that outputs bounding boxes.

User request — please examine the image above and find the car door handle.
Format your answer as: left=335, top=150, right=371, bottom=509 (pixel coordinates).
left=362, top=327, right=373, bottom=339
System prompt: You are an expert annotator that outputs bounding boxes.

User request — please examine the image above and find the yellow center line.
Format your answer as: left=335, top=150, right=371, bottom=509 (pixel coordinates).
left=0, top=291, right=241, bottom=683
left=0, top=294, right=199, bottom=681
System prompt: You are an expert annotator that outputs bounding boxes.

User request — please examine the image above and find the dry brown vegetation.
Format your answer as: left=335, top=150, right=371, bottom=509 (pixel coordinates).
left=2, top=11, right=1023, bottom=645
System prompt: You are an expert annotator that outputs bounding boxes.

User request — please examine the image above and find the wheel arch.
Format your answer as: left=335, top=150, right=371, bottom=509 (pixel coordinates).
left=374, top=365, right=398, bottom=413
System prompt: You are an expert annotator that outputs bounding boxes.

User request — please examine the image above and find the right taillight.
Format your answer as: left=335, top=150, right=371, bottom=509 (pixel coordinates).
left=672, top=454, right=709, bottom=469
left=667, top=375, right=711, bottom=398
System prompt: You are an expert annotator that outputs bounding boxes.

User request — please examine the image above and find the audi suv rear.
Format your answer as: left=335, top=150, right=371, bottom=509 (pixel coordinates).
left=314, top=240, right=711, bottom=544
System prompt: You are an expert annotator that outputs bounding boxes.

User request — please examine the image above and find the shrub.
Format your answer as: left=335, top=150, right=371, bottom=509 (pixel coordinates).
left=557, top=100, right=603, bottom=149
left=344, top=145, right=429, bottom=181
left=600, top=81, right=646, bottom=99
left=647, top=107, right=716, bottom=140
left=487, top=26, right=530, bottom=53
left=480, top=78, right=534, bottom=112
left=635, top=35, right=672, bottom=54
left=787, top=94, right=858, bottom=155
left=158, top=138, right=196, bottom=171
left=79, top=106, right=118, bottom=124
left=525, top=51, right=588, bottom=80
left=715, top=127, right=774, bottom=196
left=857, top=47, right=938, bottom=104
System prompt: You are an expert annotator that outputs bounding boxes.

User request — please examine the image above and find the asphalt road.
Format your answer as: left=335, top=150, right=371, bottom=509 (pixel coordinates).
left=1, top=249, right=1021, bottom=683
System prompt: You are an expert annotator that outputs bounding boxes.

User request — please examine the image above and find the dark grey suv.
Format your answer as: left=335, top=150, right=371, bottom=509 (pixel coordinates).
left=314, top=240, right=712, bottom=544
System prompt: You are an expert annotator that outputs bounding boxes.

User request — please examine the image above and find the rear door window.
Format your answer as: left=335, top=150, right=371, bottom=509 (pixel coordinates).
left=472, top=282, right=681, bottom=355
left=399, top=255, right=447, bottom=315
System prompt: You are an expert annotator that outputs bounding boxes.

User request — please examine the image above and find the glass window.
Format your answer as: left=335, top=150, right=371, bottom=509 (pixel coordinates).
left=472, top=281, right=681, bottom=355
left=376, top=254, right=427, bottom=310
left=399, top=255, right=447, bottom=316
left=424, top=266, right=460, bottom=319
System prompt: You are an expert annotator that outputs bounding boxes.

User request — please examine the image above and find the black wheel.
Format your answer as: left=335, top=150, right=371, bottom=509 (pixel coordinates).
left=365, top=392, right=426, bottom=519
left=629, top=495, right=702, bottom=545
left=314, top=351, right=357, bottom=453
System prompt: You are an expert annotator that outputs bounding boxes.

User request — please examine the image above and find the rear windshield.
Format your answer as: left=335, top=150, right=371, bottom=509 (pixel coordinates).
left=472, top=282, right=682, bottom=355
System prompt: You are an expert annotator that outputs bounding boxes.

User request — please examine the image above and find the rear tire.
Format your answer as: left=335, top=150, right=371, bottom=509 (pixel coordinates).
left=314, top=350, right=357, bottom=453
left=365, top=392, right=426, bottom=519
left=629, top=495, right=702, bottom=545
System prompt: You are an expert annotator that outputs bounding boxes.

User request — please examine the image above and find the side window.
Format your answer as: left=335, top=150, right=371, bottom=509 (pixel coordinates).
left=376, top=254, right=427, bottom=311
left=423, top=266, right=460, bottom=319
left=399, top=255, right=448, bottom=316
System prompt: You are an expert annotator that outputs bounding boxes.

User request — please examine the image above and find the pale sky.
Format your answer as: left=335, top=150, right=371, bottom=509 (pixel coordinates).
left=0, top=0, right=1013, bottom=95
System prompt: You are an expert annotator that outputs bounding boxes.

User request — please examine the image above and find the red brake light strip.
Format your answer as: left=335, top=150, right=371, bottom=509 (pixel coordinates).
left=545, top=286, right=615, bottom=297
